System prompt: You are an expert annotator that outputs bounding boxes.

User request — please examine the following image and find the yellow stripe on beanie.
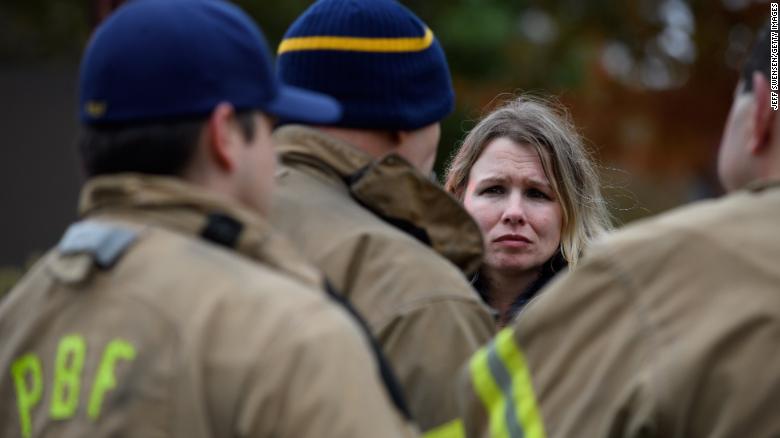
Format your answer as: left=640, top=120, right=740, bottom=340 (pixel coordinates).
left=278, top=27, right=434, bottom=54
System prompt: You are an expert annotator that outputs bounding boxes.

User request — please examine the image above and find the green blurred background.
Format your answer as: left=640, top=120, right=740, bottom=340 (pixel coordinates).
left=0, top=0, right=769, bottom=295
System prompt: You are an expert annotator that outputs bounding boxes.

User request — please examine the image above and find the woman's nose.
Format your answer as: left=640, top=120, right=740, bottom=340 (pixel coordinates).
left=501, top=197, right=526, bottom=225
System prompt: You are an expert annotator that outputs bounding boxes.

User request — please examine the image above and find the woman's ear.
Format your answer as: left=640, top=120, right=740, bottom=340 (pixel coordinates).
left=750, top=71, right=776, bottom=155
left=206, top=102, right=239, bottom=171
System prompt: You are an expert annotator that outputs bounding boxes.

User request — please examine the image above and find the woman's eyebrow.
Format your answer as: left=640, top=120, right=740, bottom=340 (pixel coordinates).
left=474, top=175, right=510, bottom=185
left=477, top=174, right=551, bottom=189
left=526, top=177, right=552, bottom=188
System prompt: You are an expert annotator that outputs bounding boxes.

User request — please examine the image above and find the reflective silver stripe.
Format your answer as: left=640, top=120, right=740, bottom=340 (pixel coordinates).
left=58, top=221, right=138, bottom=268
left=487, top=341, right=525, bottom=438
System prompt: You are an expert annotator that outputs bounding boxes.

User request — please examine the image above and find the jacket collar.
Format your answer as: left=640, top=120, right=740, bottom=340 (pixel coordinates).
left=79, top=173, right=322, bottom=287
left=275, top=125, right=373, bottom=177
left=274, top=125, right=484, bottom=276
left=745, top=179, right=780, bottom=193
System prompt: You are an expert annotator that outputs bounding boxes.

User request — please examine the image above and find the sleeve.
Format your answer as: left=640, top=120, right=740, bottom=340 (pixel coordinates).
left=380, top=297, right=495, bottom=432
left=456, top=251, right=658, bottom=438
left=234, top=299, right=420, bottom=438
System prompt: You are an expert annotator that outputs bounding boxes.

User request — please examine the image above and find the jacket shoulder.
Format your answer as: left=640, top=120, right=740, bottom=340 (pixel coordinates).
left=272, top=164, right=491, bottom=331
left=509, top=189, right=780, bottom=437
left=123, top=223, right=325, bottom=310
left=601, top=189, right=775, bottom=245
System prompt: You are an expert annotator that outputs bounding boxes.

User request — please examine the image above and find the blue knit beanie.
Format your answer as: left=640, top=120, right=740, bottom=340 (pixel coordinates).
left=277, top=0, right=455, bottom=131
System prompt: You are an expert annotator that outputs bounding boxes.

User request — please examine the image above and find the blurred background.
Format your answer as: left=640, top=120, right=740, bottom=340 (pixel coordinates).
left=0, top=0, right=770, bottom=293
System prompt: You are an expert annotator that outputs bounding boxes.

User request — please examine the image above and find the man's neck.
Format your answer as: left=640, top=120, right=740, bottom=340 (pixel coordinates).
left=759, top=140, right=780, bottom=183
left=316, top=126, right=396, bottom=159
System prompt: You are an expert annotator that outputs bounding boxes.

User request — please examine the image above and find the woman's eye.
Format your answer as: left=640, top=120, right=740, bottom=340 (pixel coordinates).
left=527, top=188, right=551, bottom=200
left=480, top=185, right=505, bottom=195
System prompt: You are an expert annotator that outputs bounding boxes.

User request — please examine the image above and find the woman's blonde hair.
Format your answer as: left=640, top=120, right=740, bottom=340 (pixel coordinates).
left=444, top=95, right=612, bottom=266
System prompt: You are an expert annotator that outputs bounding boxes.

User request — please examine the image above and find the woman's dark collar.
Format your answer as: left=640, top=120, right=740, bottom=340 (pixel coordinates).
left=471, top=250, right=568, bottom=322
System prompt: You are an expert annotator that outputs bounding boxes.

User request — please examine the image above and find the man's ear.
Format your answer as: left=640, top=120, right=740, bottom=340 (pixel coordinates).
left=750, top=71, right=776, bottom=155
left=206, top=102, right=239, bottom=171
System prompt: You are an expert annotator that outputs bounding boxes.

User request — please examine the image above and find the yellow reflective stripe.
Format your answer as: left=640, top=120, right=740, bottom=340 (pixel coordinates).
left=495, top=329, right=546, bottom=438
left=470, top=329, right=547, bottom=438
left=278, top=27, right=434, bottom=54
left=423, top=419, right=465, bottom=438
left=469, top=345, right=511, bottom=438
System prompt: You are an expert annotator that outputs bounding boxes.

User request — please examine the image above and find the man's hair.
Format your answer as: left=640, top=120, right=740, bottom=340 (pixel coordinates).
left=79, top=111, right=257, bottom=177
left=741, top=22, right=771, bottom=93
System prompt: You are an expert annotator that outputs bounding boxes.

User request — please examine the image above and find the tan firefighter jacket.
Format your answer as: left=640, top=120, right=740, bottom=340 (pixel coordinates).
left=269, top=125, right=496, bottom=432
left=0, top=174, right=417, bottom=438
left=455, top=181, right=780, bottom=438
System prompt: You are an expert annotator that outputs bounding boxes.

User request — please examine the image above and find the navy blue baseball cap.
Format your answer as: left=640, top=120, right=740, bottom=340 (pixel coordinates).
left=79, top=0, right=341, bottom=125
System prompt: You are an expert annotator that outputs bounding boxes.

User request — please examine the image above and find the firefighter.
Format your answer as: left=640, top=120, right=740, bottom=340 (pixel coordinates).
left=0, top=1, right=417, bottom=437
left=270, top=0, right=496, bottom=433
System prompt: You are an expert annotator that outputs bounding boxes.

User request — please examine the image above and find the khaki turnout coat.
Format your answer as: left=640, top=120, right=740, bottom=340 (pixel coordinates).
left=269, top=126, right=496, bottom=432
left=457, top=181, right=780, bottom=438
left=0, top=175, right=417, bottom=438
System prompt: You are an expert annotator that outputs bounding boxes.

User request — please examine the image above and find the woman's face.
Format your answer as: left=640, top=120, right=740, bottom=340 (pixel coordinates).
left=463, top=137, right=563, bottom=276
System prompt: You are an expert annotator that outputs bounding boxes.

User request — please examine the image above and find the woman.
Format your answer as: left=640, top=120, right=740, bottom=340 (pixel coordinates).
left=445, top=95, right=612, bottom=326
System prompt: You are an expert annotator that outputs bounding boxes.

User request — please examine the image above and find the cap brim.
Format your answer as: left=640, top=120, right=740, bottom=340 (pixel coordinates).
left=265, top=84, right=342, bottom=124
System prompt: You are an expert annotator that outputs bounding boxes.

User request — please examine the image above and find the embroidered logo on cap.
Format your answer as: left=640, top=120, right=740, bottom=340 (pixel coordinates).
left=85, top=101, right=107, bottom=118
